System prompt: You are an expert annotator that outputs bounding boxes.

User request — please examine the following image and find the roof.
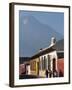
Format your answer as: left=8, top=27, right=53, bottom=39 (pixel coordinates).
left=20, top=39, right=64, bottom=63
left=31, top=46, right=55, bottom=59
left=19, top=57, right=31, bottom=64
left=53, top=39, right=64, bottom=51
left=57, top=51, right=64, bottom=58
left=31, top=39, right=64, bottom=59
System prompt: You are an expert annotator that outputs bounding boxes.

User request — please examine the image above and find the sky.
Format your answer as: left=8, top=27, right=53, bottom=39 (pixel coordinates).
left=19, top=10, right=64, bottom=57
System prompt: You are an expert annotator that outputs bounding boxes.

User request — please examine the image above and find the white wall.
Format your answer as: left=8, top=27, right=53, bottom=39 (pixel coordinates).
left=40, top=51, right=57, bottom=70
left=0, top=0, right=72, bottom=90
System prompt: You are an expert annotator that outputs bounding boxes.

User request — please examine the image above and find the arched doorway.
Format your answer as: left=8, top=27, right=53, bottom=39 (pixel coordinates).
left=53, top=58, right=58, bottom=77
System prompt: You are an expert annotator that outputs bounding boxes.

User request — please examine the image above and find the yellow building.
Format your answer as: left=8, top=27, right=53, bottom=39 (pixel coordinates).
left=30, top=45, right=57, bottom=78
left=30, top=57, right=39, bottom=76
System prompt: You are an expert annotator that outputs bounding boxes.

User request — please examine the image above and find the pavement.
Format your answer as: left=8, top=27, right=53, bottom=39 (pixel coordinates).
left=19, top=74, right=39, bottom=79
left=19, top=74, right=44, bottom=79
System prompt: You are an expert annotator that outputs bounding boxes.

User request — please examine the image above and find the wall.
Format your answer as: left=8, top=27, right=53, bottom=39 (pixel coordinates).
left=19, top=63, right=25, bottom=75
left=57, top=58, right=64, bottom=76
left=30, top=58, right=39, bottom=75
left=0, top=0, right=72, bottom=90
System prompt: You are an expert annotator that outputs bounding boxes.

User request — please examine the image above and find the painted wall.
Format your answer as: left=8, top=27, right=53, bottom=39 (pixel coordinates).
left=57, top=58, right=64, bottom=77
left=19, top=64, right=25, bottom=75
left=30, top=58, right=39, bottom=75
left=39, top=50, right=57, bottom=77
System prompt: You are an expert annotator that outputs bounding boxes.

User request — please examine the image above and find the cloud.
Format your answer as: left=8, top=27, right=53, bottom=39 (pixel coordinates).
left=23, top=18, right=28, bottom=24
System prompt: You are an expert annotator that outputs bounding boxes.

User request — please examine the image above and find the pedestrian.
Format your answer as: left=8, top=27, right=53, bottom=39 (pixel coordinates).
left=45, top=70, right=48, bottom=78
left=53, top=70, right=58, bottom=77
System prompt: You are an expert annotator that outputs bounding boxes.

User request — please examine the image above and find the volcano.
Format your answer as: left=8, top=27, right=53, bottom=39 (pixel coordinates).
left=19, top=15, right=63, bottom=57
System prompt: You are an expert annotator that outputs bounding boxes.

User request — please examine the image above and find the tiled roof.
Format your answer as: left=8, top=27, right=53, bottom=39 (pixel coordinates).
left=20, top=39, right=64, bottom=62
left=31, top=39, right=64, bottom=59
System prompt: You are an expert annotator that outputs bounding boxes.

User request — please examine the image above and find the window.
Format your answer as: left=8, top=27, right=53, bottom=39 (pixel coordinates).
left=40, top=56, right=47, bottom=70
left=53, top=58, right=56, bottom=71
left=44, top=56, right=46, bottom=70
left=42, top=57, right=44, bottom=70
left=39, top=57, right=43, bottom=70
left=48, top=55, right=51, bottom=71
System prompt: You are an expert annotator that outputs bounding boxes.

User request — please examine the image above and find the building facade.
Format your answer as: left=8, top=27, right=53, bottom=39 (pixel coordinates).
left=19, top=37, right=64, bottom=78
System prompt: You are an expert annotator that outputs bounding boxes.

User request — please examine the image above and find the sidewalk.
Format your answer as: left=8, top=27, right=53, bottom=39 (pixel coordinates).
left=19, top=74, right=45, bottom=79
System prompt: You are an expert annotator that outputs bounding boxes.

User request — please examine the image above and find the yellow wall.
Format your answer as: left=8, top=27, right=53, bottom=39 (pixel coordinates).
left=30, top=58, right=39, bottom=75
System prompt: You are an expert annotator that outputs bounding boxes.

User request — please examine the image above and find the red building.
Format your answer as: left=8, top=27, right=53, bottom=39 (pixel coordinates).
left=57, top=58, right=64, bottom=77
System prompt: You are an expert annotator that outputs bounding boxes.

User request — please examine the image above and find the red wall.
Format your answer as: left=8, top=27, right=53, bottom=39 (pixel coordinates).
left=57, top=58, right=64, bottom=76
left=19, top=64, right=25, bottom=75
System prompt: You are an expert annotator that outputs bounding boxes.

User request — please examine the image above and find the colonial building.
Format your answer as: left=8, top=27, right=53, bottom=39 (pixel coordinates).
left=19, top=37, right=64, bottom=78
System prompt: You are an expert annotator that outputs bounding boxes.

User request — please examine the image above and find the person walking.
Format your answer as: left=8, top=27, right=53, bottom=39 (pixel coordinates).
left=45, top=69, right=48, bottom=78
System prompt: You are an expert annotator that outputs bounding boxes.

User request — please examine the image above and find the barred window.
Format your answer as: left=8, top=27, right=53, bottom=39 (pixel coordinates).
left=39, top=59, right=41, bottom=70
left=44, top=56, right=46, bottom=70
left=48, top=55, right=51, bottom=71
left=42, top=57, right=44, bottom=70
left=40, top=56, right=47, bottom=70
left=39, top=57, right=43, bottom=70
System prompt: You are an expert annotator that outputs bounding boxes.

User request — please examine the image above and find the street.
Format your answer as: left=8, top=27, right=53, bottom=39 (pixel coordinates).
left=19, top=74, right=39, bottom=79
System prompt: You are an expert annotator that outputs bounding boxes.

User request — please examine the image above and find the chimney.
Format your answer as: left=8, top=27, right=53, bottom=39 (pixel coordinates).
left=50, top=37, right=56, bottom=46
left=39, top=48, right=43, bottom=52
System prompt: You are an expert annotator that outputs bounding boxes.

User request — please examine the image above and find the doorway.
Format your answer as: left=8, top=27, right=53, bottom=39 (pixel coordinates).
left=37, top=62, right=39, bottom=75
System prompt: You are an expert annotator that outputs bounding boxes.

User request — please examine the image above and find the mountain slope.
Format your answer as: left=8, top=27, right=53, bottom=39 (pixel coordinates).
left=19, top=15, right=64, bottom=57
